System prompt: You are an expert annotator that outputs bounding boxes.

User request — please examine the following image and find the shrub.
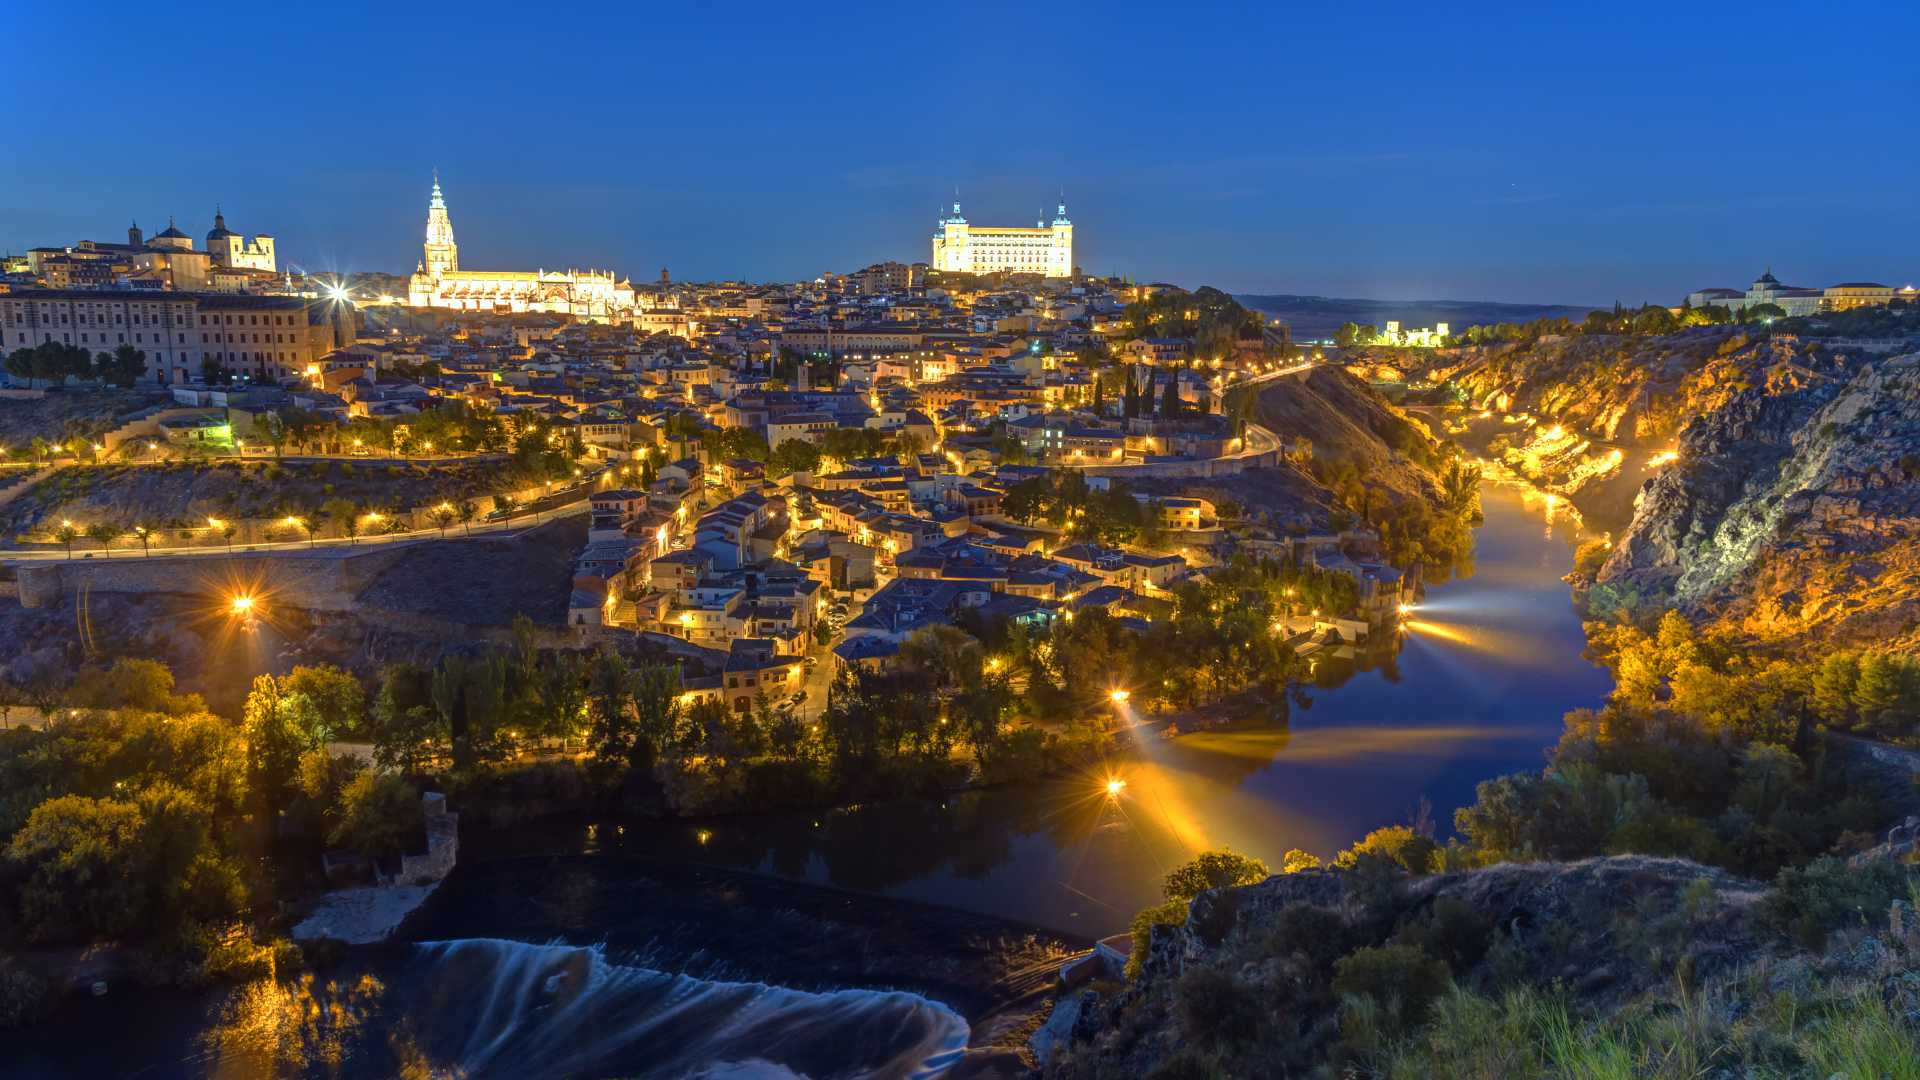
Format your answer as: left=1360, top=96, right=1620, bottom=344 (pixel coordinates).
left=1259, top=903, right=1350, bottom=972
left=1163, top=849, right=1269, bottom=902
left=326, top=773, right=424, bottom=858
left=1128, top=898, right=1188, bottom=979
left=1396, top=897, right=1492, bottom=972
left=1332, top=944, right=1451, bottom=1032
left=0, top=961, right=48, bottom=1029
left=1758, top=855, right=1912, bottom=949
left=1335, top=826, right=1437, bottom=875
left=1176, top=966, right=1263, bottom=1049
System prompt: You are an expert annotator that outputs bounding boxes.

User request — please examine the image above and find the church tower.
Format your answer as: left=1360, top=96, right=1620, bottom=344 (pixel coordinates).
left=423, top=173, right=458, bottom=276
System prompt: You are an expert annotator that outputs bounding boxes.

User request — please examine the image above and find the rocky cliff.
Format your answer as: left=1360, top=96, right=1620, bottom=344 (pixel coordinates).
left=1365, top=326, right=1920, bottom=649
left=1594, top=343, right=1920, bottom=649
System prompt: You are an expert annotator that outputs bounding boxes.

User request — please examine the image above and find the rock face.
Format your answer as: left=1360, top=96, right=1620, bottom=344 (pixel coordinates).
left=1594, top=344, right=1920, bottom=649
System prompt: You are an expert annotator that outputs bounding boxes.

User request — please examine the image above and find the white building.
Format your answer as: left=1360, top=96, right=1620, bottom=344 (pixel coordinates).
left=1687, top=269, right=1918, bottom=317
left=931, top=200, right=1073, bottom=278
left=406, top=175, right=640, bottom=320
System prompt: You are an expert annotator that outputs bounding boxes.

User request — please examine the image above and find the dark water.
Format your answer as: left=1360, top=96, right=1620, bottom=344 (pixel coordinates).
left=1, top=483, right=1604, bottom=1078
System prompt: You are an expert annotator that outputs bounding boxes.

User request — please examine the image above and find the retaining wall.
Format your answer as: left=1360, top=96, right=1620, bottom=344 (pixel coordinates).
left=12, top=544, right=414, bottom=610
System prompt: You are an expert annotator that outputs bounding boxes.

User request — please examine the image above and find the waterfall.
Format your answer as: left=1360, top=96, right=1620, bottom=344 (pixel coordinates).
left=396, top=938, right=969, bottom=1079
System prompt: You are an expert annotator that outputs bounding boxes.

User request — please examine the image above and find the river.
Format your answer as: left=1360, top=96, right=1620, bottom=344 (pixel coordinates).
left=1, top=483, right=1608, bottom=1079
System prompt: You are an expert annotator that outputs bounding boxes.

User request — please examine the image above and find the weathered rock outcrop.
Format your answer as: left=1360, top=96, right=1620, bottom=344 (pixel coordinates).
left=1594, top=345, right=1920, bottom=648
left=1043, top=856, right=1770, bottom=1078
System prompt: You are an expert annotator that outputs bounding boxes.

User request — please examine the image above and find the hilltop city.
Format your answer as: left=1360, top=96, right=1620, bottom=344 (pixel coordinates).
left=6, top=173, right=1920, bottom=1078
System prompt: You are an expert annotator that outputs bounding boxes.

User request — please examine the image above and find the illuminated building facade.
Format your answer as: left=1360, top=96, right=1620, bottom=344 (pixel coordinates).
left=931, top=201, right=1073, bottom=278
left=407, top=175, right=639, bottom=320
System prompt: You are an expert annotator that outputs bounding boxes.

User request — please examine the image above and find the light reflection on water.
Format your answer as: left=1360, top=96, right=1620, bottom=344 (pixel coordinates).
left=530, top=484, right=1612, bottom=938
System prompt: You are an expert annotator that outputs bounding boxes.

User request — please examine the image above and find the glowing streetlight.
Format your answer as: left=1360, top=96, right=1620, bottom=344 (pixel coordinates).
left=229, top=594, right=254, bottom=616
left=1398, top=603, right=1414, bottom=617
left=1104, top=777, right=1126, bottom=797
left=1109, top=689, right=1131, bottom=704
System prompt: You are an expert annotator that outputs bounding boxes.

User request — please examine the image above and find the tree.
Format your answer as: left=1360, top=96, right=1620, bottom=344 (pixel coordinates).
left=323, top=498, right=361, bottom=545
left=282, top=664, right=365, bottom=743
left=97, top=345, right=147, bottom=388
left=52, top=521, right=79, bottom=559
left=4, top=347, right=37, bottom=388
left=327, top=773, right=425, bottom=859
left=1853, top=652, right=1918, bottom=735
left=456, top=499, right=478, bottom=534
left=585, top=648, right=636, bottom=772
left=370, top=663, right=443, bottom=773
left=1162, top=849, right=1270, bottom=902
left=66, top=657, right=200, bottom=714
left=1810, top=651, right=1860, bottom=727
left=131, top=523, right=156, bottom=557
left=241, top=674, right=307, bottom=824
left=428, top=503, right=458, bottom=537
left=1003, top=475, right=1049, bottom=524
left=84, top=521, right=124, bottom=556
left=769, top=439, right=822, bottom=478
left=7, top=785, right=241, bottom=944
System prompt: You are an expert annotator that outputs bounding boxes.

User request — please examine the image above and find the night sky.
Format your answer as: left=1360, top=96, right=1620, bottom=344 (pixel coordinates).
left=5, top=1, right=1915, bottom=305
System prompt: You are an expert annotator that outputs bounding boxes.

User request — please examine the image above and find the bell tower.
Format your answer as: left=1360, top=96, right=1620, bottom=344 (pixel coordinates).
left=423, top=172, right=459, bottom=276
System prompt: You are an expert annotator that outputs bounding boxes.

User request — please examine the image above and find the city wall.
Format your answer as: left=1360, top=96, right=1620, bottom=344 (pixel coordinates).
left=11, top=545, right=413, bottom=610
left=1077, top=446, right=1281, bottom=480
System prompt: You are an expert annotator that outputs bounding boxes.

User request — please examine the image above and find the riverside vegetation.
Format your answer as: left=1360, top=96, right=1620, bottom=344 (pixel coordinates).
left=1056, top=607, right=1920, bottom=1077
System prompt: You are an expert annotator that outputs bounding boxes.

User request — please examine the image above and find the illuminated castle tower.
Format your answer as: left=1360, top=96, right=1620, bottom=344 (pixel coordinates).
left=423, top=173, right=459, bottom=275
left=931, top=197, right=1073, bottom=278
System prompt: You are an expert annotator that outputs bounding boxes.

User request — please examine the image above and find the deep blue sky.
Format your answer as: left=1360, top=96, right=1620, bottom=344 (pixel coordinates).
left=5, top=2, right=1915, bottom=305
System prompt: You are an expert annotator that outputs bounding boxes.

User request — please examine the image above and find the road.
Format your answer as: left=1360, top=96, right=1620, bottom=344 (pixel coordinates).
left=2, top=499, right=591, bottom=561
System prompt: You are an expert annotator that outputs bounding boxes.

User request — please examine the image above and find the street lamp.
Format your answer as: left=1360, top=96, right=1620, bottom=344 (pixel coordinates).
left=229, top=594, right=254, bottom=616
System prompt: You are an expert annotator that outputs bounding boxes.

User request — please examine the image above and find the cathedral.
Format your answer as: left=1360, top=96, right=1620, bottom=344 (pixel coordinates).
left=406, top=175, right=639, bottom=319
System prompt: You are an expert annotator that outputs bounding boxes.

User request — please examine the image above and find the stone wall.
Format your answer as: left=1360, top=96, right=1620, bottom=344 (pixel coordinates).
left=12, top=544, right=414, bottom=610
left=1078, top=447, right=1281, bottom=480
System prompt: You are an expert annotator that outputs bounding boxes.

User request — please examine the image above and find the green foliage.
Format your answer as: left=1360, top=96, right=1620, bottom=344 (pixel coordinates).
left=1394, top=897, right=1492, bottom=971
left=1758, top=855, right=1913, bottom=950
left=1332, top=943, right=1451, bottom=1034
left=1164, top=849, right=1270, bottom=901
left=1335, top=826, right=1438, bottom=875
left=326, top=773, right=424, bottom=859
left=1175, top=966, right=1264, bottom=1050
left=6, top=783, right=244, bottom=944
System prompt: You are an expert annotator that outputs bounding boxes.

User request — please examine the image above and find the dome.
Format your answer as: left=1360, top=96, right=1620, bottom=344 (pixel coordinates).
left=154, top=223, right=189, bottom=240
left=206, top=209, right=233, bottom=241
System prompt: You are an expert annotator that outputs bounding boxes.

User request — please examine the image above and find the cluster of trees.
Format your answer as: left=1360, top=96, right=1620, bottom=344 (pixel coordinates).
left=968, top=561, right=1332, bottom=724
left=1443, top=301, right=1783, bottom=348
left=1311, top=454, right=1481, bottom=578
left=1119, top=286, right=1266, bottom=361
left=1089, top=364, right=1192, bottom=419
left=253, top=402, right=582, bottom=480
left=1447, top=613, right=1898, bottom=879
left=0, top=658, right=417, bottom=984
left=1001, top=471, right=1162, bottom=547
left=681, top=422, right=924, bottom=480
left=3, top=342, right=148, bottom=389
